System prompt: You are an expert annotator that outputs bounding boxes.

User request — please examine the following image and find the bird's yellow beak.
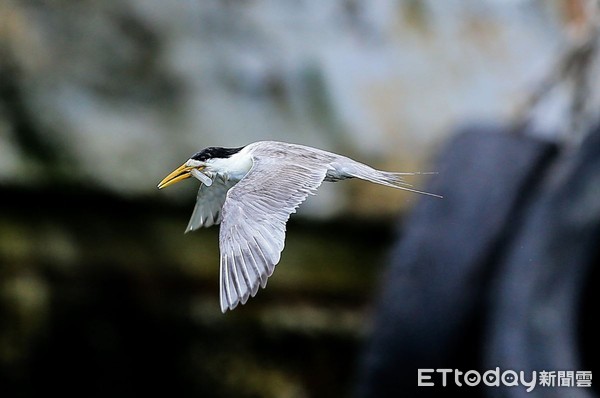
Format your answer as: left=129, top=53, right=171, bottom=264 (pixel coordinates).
left=157, top=163, right=204, bottom=189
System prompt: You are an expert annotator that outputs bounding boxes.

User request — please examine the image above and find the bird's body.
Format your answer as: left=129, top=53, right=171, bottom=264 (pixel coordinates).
left=158, top=141, right=439, bottom=312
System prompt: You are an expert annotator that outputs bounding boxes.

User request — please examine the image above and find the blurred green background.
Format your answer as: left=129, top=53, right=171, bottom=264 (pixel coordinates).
left=0, top=1, right=596, bottom=397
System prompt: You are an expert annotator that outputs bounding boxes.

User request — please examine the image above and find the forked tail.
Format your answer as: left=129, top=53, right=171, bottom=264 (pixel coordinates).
left=332, top=158, right=443, bottom=198
left=369, top=170, right=443, bottom=198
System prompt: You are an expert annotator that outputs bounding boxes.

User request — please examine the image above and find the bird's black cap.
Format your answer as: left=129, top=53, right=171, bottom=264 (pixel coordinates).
left=191, top=146, right=245, bottom=161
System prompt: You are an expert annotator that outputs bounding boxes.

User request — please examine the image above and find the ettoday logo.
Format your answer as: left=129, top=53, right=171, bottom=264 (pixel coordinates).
left=418, top=368, right=537, bottom=391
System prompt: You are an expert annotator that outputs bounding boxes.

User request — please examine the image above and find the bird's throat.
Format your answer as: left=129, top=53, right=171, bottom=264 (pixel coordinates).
left=211, top=151, right=253, bottom=181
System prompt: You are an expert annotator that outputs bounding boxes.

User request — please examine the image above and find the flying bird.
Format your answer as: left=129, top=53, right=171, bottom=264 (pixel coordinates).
left=158, top=141, right=440, bottom=313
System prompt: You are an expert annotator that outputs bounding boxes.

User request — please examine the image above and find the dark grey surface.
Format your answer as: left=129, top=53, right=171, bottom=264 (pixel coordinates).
left=357, top=125, right=571, bottom=397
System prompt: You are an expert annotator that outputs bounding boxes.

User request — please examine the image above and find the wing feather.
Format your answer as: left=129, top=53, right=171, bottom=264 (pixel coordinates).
left=243, top=243, right=262, bottom=295
left=229, top=255, right=243, bottom=303
left=218, top=146, right=329, bottom=312
left=186, top=178, right=237, bottom=232
left=231, top=232, right=252, bottom=304
left=251, top=236, right=271, bottom=288
left=220, top=255, right=232, bottom=313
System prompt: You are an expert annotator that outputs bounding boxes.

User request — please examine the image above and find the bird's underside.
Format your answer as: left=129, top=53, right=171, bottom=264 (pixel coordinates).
left=159, top=141, right=440, bottom=312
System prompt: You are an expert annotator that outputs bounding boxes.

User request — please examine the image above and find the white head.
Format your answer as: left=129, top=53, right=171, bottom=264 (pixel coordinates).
left=157, top=146, right=245, bottom=189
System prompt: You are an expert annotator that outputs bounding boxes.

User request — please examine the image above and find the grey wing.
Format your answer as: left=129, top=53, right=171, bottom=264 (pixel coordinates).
left=218, top=154, right=329, bottom=312
left=186, top=178, right=237, bottom=232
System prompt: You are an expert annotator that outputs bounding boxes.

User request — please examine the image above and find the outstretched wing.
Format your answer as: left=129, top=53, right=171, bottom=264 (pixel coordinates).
left=186, top=177, right=237, bottom=232
left=218, top=150, right=329, bottom=312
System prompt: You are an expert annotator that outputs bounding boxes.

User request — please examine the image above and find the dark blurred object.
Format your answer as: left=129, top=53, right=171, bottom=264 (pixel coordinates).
left=355, top=125, right=557, bottom=397
left=486, top=126, right=600, bottom=398
left=356, top=124, right=599, bottom=397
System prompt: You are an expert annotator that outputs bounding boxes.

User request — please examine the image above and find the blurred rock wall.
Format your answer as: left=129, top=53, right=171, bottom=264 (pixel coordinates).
left=0, top=0, right=581, bottom=216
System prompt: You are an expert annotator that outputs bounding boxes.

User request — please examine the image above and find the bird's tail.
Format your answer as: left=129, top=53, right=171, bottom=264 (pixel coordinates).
left=337, top=160, right=443, bottom=198
left=367, top=170, right=442, bottom=198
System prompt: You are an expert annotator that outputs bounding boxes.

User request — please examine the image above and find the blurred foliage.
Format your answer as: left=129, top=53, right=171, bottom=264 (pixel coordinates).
left=0, top=185, right=395, bottom=397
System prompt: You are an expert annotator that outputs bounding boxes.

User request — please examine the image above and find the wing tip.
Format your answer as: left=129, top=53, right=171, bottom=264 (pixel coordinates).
left=185, top=218, right=200, bottom=233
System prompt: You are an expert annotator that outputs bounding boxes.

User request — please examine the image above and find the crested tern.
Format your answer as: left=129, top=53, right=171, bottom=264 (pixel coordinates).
left=158, top=141, right=440, bottom=312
